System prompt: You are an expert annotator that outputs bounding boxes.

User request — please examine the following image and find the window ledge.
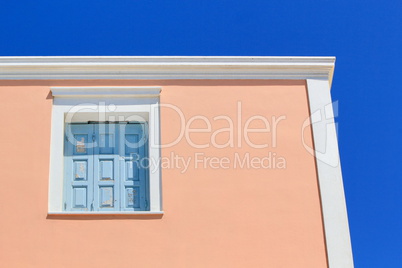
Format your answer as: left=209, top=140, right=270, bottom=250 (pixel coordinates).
left=47, top=211, right=164, bottom=220
left=48, top=211, right=163, bottom=215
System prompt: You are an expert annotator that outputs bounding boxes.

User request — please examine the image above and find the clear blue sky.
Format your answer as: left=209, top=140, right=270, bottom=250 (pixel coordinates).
left=1, top=1, right=401, bottom=266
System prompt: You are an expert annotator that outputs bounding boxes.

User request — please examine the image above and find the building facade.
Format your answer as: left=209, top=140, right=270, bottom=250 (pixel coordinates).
left=0, top=57, right=353, bottom=267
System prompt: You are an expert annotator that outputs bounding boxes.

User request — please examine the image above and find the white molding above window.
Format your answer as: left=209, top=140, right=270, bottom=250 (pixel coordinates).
left=51, top=86, right=161, bottom=98
left=48, top=86, right=162, bottom=214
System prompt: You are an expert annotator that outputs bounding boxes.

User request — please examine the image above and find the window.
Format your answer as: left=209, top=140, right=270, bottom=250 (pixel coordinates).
left=48, top=87, right=162, bottom=215
left=64, top=122, right=149, bottom=211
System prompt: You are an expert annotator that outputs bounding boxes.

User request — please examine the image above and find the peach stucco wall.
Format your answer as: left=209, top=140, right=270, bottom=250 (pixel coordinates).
left=0, top=80, right=327, bottom=267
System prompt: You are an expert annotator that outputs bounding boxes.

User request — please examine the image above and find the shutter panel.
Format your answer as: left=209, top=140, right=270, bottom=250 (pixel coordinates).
left=64, top=124, right=94, bottom=211
left=120, top=123, right=149, bottom=211
left=64, top=122, right=149, bottom=212
left=93, top=124, right=120, bottom=211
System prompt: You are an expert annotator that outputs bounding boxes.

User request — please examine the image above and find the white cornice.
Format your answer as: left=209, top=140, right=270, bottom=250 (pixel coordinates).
left=0, top=56, right=335, bottom=85
left=51, top=86, right=161, bottom=98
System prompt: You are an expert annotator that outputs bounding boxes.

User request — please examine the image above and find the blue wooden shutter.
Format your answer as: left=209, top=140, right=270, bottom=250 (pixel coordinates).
left=93, top=123, right=120, bottom=211
left=64, top=122, right=149, bottom=212
left=64, top=124, right=94, bottom=211
left=119, top=123, right=149, bottom=211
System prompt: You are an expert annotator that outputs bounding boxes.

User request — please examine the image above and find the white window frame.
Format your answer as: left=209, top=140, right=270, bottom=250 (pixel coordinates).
left=48, top=86, right=163, bottom=215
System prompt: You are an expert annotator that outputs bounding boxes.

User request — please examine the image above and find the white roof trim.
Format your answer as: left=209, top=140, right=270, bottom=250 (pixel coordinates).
left=306, top=79, right=354, bottom=267
left=51, top=86, right=161, bottom=98
left=0, top=56, right=335, bottom=84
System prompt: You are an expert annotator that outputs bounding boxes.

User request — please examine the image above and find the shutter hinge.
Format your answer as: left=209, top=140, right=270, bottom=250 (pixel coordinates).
left=92, top=134, right=95, bottom=142
left=145, top=199, right=149, bottom=210
left=90, top=200, right=94, bottom=211
left=64, top=202, right=67, bottom=210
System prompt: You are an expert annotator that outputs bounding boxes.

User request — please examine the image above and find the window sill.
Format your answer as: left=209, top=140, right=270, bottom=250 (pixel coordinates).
left=47, top=211, right=164, bottom=220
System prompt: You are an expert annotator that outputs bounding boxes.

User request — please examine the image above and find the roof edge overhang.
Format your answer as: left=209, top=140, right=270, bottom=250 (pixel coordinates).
left=0, top=56, right=335, bottom=87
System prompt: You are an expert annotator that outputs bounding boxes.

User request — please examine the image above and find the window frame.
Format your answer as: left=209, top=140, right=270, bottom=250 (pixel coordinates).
left=48, top=87, right=163, bottom=215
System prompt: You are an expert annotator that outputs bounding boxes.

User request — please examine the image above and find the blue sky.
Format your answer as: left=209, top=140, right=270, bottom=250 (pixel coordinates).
left=1, top=0, right=401, bottom=266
